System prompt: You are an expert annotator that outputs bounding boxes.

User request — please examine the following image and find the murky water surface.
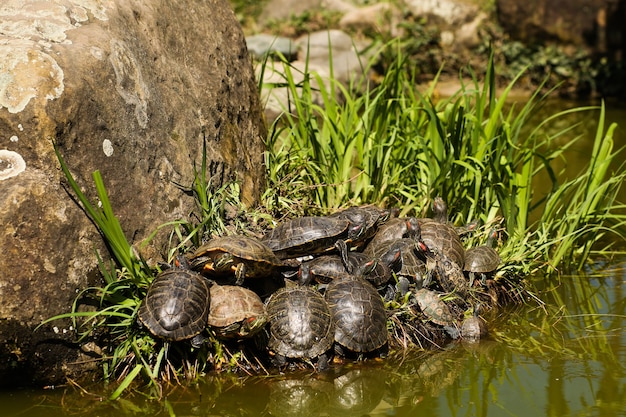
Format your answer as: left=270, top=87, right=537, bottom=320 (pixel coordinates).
left=2, top=259, right=624, bottom=417
left=2, top=101, right=624, bottom=416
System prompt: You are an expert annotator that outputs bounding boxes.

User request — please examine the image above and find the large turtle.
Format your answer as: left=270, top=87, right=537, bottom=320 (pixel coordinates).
left=207, top=285, right=267, bottom=339
left=138, top=262, right=211, bottom=347
left=188, top=235, right=282, bottom=285
left=325, top=274, right=389, bottom=355
left=265, top=285, right=335, bottom=367
left=418, top=197, right=465, bottom=269
left=464, top=229, right=501, bottom=285
left=262, top=216, right=359, bottom=259
left=411, top=277, right=460, bottom=339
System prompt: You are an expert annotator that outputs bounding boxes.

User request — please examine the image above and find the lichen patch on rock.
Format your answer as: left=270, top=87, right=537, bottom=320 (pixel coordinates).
left=0, top=150, right=26, bottom=180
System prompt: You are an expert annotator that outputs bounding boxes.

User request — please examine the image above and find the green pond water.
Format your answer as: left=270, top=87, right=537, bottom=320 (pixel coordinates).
left=2, top=100, right=625, bottom=416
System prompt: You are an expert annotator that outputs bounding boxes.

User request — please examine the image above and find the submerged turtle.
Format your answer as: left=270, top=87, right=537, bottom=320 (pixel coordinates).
left=138, top=262, right=211, bottom=347
left=265, top=286, right=335, bottom=366
left=262, top=216, right=359, bottom=259
left=464, top=229, right=501, bottom=285
left=419, top=198, right=465, bottom=268
left=412, top=277, right=459, bottom=339
left=460, top=312, right=488, bottom=341
left=325, top=274, right=389, bottom=354
left=188, top=235, right=282, bottom=285
left=207, top=285, right=267, bottom=339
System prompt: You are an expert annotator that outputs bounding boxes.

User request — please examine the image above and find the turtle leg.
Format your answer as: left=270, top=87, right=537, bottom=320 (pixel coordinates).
left=234, top=263, right=246, bottom=286
left=190, top=333, right=208, bottom=348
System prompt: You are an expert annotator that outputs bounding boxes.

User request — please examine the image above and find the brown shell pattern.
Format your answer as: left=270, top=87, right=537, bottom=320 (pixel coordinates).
left=464, top=246, right=501, bottom=273
left=190, top=235, right=281, bottom=278
left=138, top=269, right=211, bottom=341
left=414, top=288, right=455, bottom=326
left=208, top=285, right=266, bottom=328
left=420, top=222, right=465, bottom=268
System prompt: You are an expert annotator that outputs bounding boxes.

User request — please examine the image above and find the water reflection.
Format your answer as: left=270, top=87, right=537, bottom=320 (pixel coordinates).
left=1, top=259, right=624, bottom=417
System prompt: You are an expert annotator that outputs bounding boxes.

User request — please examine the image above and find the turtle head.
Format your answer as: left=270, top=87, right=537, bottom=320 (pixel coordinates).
left=405, top=217, right=421, bottom=239
left=239, top=314, right=268, bottom=338
left=298, top=263, right=313, bottom=285
left=432, top=197, right=448, bottom=223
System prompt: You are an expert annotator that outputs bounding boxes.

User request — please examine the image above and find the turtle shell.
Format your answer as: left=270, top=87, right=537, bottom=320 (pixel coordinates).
left=299, top=255, right=348, bottom=285
left=265, top=286, right=335, bottom=359
left=425, top=251, right=469, bottom=296
left=418, top=198, right=465, bottom=268
left=460, top=315, right=488, bottom=341
left=419, top=222, right=465, bottom=269
left=189, top=235, right=282, bottom=279
left=464, top=246, right=501, bottom=273
left=363, top=217, right=420, bottom=258
left=138, top=268, right=211, bottom=342
left=325, top=275, right=388, bottom=353
left=262, top=216, right=353, bottom=259
left=329, top=206, right=391, bottom=243
left=208, top=285, right=267, bottom=339
left=413, top=288, right=456, bottom=327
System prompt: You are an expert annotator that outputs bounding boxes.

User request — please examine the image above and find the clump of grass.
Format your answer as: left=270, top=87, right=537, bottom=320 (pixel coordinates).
left=45, top=144, right=256, bottom=399
left=261, top=45, right=626, bottom=276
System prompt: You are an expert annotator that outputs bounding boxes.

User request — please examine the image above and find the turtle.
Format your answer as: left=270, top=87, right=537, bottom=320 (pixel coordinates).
left=188, top=235, right=282, bottom=285
left=325, top=274, right=389, bottom=355
left=265, top=285, right=335, bottom=366
left=464, top=229, right=501, bottom=285
left=329, top=205, right=392, bottom=245
left=371, top=237, right=429, bottom=300
left=362, top=217, right=420, bottom=258
left=207, top=285, right=267, bottom=339
left=262, top=216, right=359, bottom=259
left=138, top=263, right=211, bottom=347
left=460, top=313, right=488, bottom=341
left=299, top=240, right=395, bottom=289
left=418, top=198, right=465, bottom=269
left=335, top=238, right=395, bottom=287
left=421, top=245, right=469, bottom=297
left=411, top=276, right=459, bottom=339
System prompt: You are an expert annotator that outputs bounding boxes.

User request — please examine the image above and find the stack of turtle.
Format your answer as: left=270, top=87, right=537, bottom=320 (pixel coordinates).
left=137, top=200, right=502, bottom=369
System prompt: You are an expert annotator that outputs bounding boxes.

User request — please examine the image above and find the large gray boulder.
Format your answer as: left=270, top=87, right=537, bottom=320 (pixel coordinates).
left=0, top=0, right=265, bottom=387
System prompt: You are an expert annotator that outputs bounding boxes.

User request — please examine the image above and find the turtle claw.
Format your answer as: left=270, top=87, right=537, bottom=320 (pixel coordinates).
left=234, top=263, right=246, bottom=285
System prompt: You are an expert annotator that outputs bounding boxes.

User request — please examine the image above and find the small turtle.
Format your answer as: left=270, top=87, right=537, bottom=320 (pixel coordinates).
left=464, top=229, right=501, bottom=285
left=335, top=239, right=395, bottom=287
left=325, top=274, right=389, bottom=355
left=412, top=277, right=459, bottom=339
left=363, top=217, right=420, bottom=258
left=419, top=198, right=465, bottom=268
left=460, top=313, right=488, bottom=341
left=422, top=246, right=469, bottom=297
left=329, top=206, right=392, bottom=244
left=207, top=285, right=267, bottom=339
left=262, top=216, right=359, bottom=259
left=138, top=261, right=211, bottom=347
left=265, top=286, right=335, bottom=366
left=299, top=241, right=395, bottom=290
left=188, top=235, right=282, bottom=285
